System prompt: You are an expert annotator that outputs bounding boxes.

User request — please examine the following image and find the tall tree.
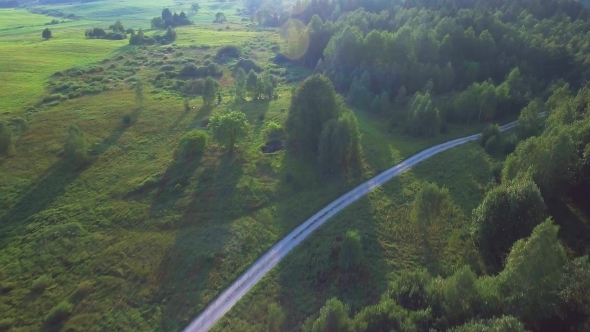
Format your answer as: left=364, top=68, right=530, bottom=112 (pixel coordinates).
left=234, top=68, right=247, bottom=101
left=472, top=176, right=547, bottom=271
left=498, top=219, right=567, bottom=324
left=406, top=91, right=440, bottom=137
left=517, top=99, right=544, bottom=140
left=208, top=111, right=249, bottom=152
left=191, top=3, right=201, bottom=13
left=202, top=76, right=217, bottom=105
left=246, top=70, right=259, bottom=100
left=42, top=28, right=52, bottom=39
left=286, top=74, right=340, bottom=153
left=339, top=230, right=362, bottom=271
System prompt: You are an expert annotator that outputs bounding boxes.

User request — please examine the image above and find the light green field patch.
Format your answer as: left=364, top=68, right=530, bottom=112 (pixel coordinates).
left=172, top=26, right=259, bottom=46
left=0, top=20, right=127, bottom=114
left=0, top=8, right=50, bottom=29
left=37, top=0, right=246, bottom=27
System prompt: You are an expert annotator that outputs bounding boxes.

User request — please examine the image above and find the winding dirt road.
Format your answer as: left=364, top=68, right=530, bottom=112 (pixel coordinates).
left=183, top=120, right=521, bottom=332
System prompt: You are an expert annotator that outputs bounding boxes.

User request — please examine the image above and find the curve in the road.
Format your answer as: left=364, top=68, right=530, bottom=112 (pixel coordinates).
left=183, top=120, right=522, bottom=332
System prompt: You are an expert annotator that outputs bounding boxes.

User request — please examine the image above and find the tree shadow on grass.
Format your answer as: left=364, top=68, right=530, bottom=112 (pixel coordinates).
left=0, top=110, right=140, bottom=250
left=154, top=152, right=245, bottom=330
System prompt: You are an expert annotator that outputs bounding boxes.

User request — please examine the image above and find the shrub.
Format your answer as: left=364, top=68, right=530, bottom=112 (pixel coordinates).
left=479, top=124, right=501, bottom=147
left=160, top=64, right=176, bottom=71
left=0, top=318, right=14, bottom=331
left=183, top=98, right=190, bottom=111
left=176, top=130, right=208, bottom=159
left=46, top=301, right=73, bottom=325
left=265, top=122, right=284, bottom=140
left=0, top=121, right=15, bottom=156
left=216, top=45, right=241, bottom=59
left=31, top=275, right=52, bottom=292
left=484, top=136, right=499, bottom=153
left=233, top=59, right=262, bottom=73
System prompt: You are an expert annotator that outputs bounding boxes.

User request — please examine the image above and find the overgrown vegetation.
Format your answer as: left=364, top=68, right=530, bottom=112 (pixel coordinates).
left=2, top=0, right=590, bottom=331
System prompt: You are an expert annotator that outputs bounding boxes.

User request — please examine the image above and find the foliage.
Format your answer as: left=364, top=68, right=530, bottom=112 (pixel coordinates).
left=286, top=74, right=340, bottom=153
left=307, top=298, right=351, bottom=332
left=318, top=112, right=361, bottom=174
left=406, top=91, right=440, bottom=137
left=63, top=124, right=88, bottom=165
left=450, top=316, right=527, bottom=332
left=233, top=68, right=247, bottom=101
left=518, top=100, right=545, bottom=140
left=214, top=12, right=226, bottom=23
left=151, top=8, right=192, bottom=28
left=31, top=274, right=52, bottom=292
left=478, top=124, right=501, bottom=148
left=264, top=121, right=284, bottom=140
left=267, top=303, right=285, bottom=332
left=42, top=27, right=52, bottom=39
left=86, top=21, right=127, bottom=40
left=202, top=76, right=217, bottom=106
left=472, top=176, right=547, bottom=271
left=176, top=130, right=208, bottom=160
left=497, top=219, right=567, bottom=324
left=411, top=182, right=451, bottom=230
left=338, top=230, right=362, bottom=272
left=191, top=3, right=201, bottom=13
left=0, top=120, right=15, bottom=156
left=208, top=110, right=249, bottom=152
left=388, top=269, right=432, bottom=311
left=558, top=256, right=590, bottom=327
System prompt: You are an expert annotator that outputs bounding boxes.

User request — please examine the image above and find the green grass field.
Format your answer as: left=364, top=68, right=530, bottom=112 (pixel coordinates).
left=3, top=2, right=581, bottom=331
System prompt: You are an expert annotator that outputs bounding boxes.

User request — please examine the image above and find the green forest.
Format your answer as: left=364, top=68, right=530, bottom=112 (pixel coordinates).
left=0, top=0, right=590, bottom=331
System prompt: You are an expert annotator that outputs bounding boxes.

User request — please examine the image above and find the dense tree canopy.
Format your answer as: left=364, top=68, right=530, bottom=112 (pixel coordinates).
left=472, top=176, right=547, bottom=271
left=208, top=111, right=249, bottom=152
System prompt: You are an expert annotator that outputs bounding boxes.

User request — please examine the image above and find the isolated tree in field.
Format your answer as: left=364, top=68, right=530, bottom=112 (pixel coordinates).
left=134, top=81, right=144, bottom=107
left=498, top=219, right=567, bottom=323
left=246, top=69, right=259, bottom=100
left=191, top=3, right=201, bottom=13
left=64, top=125, right=88, bottom=164
left=472, top=176, right=547, bottom=271
left=208, top=111, right=249, bottom=152
left=215, top=12, right=226, bottom=23
left=42, top=28, right=52, bottom=39
left=202, top=76, right=217, bottom=105
left=0, top=120, right=15, bottom=156
left=267, top=303, right=285, bottom=332
left=286, top=74, right=340, bottom=153
left=234, top=68, right=247, bottom=101
left=339, top=230, right=362, bottom=271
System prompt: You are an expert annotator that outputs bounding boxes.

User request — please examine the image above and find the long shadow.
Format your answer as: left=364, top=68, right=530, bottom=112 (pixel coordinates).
left=0, top=108, right=141, bottom=250
left=148, top=153, right=204, bottom=213
left=153, top=152, right=245, bottom=330
left=546, top=187, right=590, bottom=256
